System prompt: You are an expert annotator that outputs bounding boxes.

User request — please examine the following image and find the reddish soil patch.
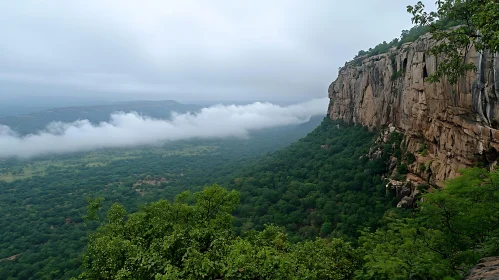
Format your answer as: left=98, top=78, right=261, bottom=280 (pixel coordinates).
left=106, top=181, right=124, bottom=186
left=0, top=254, right=21, bottom=262
left=133, top=177, right=168, bottom=187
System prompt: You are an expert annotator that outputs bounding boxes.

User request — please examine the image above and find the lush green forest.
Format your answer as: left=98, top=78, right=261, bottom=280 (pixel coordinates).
left=3, top=1, right=499, bottom=278
left=72, top=118, right=499, bottom=280
left=2, top=115, right=498, bottom=279
left=77, top=185, right=362, bottom=279
left=75, top=165, right=499, bottom=279
left=0, top=116, right=322, bottom=280
left=222, top=119, right=397, bottom=242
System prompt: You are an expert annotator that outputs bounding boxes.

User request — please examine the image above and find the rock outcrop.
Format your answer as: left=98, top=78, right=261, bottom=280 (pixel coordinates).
left=328, top=34, right=499, bottom=187
left=464, top=257, right=499, bottom=280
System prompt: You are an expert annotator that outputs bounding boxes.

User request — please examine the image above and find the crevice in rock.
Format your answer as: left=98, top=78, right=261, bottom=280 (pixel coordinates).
left=484, top=147, right=499, bottom=165
left=494, top=52, right=499, bottom=99
left=473, top=51, right=490, bottom=124
left=427, top=164, right=433, bottom=184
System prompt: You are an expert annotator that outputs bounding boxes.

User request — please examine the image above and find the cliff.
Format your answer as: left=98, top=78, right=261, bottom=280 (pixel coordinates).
left=464, top=257, right=499, bottom=280
left=328, top=34, right=499, bottom=187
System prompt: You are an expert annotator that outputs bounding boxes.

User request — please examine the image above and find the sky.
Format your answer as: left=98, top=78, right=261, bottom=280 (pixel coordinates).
left=0, top=0, right=436, bottom=105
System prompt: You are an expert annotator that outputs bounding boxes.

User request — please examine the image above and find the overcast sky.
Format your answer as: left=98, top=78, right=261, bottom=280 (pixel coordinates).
left=0, top=0, right=435, bottom=104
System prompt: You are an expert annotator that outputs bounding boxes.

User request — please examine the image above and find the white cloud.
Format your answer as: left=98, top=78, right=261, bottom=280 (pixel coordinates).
left=0, top=98, right=328, bottom=158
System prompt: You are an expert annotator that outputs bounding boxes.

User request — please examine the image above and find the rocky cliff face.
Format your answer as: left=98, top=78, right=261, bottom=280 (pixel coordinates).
left=464, top=257, right=499, bottom=280
left=328, top=34, right=499, bottom=187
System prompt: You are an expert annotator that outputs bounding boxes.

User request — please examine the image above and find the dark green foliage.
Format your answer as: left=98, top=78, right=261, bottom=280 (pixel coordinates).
left=417, top=143, right=427, bottom=152
left=420, top=162, right=427, bottom=172
left=406, top=153, right=416, bottom=164
left=396, top=164, right=408, bottom=175
left=390, top=70, right=404, bottom=81
left=75, top=185, right=361, bottom=280
left=417, top=142, right=429, bottom=156
left=352, top=25, right=430, bottom=63
left=76, top=166, right=499, bottom=280
left=398, top=25, right=431, bottom=47
left=82, top=197, right=105, bottom=223
left=347, top=14, right=465, bottom=70
left=357, top=217, right=453, bottom=280
left=416, top=183, right=430, bottom=192
left=389, top=54, right=404, bottom=81
left=223, top=119, right=395, bottom=241
left=380, top=131, right=404, bottom=164
left=357, top=167, right=499, bottom=279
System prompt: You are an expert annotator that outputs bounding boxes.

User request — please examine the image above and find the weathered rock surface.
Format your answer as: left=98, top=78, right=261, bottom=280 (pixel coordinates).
left=385, top=178, right=421, bottom=208
left=328, top=34, right=499, bottom=187
left=464, top=257, right=499, bottom=280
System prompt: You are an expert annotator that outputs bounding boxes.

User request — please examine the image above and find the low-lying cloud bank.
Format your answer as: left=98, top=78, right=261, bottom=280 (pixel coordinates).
left=0, top=98, right=328, bottom=158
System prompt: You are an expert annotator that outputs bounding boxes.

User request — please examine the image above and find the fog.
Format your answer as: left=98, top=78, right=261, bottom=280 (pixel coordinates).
left=0, top=98, right=327, bottom=158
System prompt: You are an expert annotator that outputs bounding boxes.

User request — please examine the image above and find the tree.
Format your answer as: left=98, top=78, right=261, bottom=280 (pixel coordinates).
left=74, top=185, right=361, bottom=279
left=408, top=0, right=499, bottom=83
left=357, top=168, right=499, bottom=279
left=356, top=218, right=452, bottom=280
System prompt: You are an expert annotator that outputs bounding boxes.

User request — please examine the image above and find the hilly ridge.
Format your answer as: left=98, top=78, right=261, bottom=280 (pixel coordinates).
left=0, top=100, right=201, bottom=135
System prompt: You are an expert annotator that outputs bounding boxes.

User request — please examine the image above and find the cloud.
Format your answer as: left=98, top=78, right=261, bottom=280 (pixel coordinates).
left=0, top=0, right=436, bottom=103
left=0, top=98, right=328, bottom=158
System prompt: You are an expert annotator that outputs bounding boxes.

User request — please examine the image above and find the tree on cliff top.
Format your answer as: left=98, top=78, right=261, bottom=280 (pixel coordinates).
left=408, top=0, right=499, bottom=84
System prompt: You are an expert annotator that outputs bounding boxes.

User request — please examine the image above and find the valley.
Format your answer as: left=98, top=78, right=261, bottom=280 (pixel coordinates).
left=0, top=108, right=324, bottom=279
left=2, top=1, right=499, bottom=279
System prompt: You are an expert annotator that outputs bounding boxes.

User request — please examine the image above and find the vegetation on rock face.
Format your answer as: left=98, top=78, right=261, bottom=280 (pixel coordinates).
left=349, top=1, right=499, bottom=85
left=408, top=0, right=499, bottom=83
left=348, top=17, right=462, bottom=68
left=352, top=25, right=430, bottom=64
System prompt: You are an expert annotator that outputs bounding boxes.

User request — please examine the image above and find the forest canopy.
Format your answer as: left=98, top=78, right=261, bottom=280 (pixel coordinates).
left=76, top=167, right=499, bottom=280
left=75, top=185, right=360, bottom=280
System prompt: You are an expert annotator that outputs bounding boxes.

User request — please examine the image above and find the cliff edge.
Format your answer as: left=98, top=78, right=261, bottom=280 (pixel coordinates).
left=328, top=34, right=499, bottom=187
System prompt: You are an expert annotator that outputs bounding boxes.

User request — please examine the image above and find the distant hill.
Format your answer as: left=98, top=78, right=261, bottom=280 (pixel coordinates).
left=0, top=100, right=201, bottom=135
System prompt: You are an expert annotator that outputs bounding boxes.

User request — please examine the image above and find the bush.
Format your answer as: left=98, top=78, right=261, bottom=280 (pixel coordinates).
left=406, top=153, right=416, bottom=164
left=397, top=164, right=408, bottom=175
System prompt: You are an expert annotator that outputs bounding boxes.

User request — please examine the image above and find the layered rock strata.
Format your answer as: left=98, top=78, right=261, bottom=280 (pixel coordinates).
left=328, top=34, right=499, bottom=187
